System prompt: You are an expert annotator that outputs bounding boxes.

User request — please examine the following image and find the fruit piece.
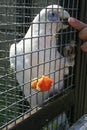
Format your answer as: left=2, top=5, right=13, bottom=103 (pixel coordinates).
left=31, top=75, right=53, bottom=92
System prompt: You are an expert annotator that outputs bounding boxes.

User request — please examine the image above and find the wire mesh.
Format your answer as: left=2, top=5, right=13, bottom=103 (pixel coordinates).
left=0, top=0, right=79, bottom=129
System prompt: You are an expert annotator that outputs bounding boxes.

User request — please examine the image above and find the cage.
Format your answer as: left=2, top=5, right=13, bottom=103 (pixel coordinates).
left=0, top=0, right=87, bottom=130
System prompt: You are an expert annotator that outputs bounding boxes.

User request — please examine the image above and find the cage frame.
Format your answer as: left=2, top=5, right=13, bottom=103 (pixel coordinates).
left=74, top=0, right=87, bottom=122
left=0, top=0, right=87, bottom=129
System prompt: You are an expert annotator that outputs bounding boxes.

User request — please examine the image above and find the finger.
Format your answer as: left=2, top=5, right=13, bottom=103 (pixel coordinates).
left=81, top=42, right=87, bottom=52
left=79, top=27, right=87, bottom=41
left=68, top=17, right=87, bottom=31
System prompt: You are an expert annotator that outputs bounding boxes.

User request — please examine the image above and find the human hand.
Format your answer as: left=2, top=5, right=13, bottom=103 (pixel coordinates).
left=68, top=17, right=87, bottom=52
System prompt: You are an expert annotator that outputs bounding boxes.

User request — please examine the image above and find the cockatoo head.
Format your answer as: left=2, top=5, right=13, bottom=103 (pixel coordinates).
left=32, top=5, right=70, bottom=35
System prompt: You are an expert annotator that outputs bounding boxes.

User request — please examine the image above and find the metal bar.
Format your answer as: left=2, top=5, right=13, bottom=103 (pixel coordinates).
left=82, top=0, right=87, bottom=114
left=74, top=0, right=87, bottom=122
left=77, top=0, right=87, bottom=119
left=84, top=55, right=87, bottom=113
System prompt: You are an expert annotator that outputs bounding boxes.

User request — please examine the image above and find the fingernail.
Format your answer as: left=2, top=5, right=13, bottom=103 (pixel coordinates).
left=81, top=45, right=87, bottom=52
left=68, top=17, right=76, bottom=23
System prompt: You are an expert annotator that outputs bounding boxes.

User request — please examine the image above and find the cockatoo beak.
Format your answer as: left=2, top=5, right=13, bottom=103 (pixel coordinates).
left=58, top=8, right=70, bottom=29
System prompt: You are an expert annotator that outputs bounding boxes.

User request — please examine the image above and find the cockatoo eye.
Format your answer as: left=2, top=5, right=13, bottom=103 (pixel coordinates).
left=48, top=11, right=58, bottom=21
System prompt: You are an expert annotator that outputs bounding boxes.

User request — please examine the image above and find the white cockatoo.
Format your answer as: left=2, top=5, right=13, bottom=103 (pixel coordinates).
left=10, top=5, right=73, bottom=108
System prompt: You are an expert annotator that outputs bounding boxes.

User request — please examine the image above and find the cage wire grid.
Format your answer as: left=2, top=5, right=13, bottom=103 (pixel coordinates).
left=0, top=0, right=79, bottom=129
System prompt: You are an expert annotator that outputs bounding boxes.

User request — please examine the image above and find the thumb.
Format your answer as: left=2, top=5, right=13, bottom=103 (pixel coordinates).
left=68, top=17, right=87, bottom=31
left=81, top=42, right=87, bottom=52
